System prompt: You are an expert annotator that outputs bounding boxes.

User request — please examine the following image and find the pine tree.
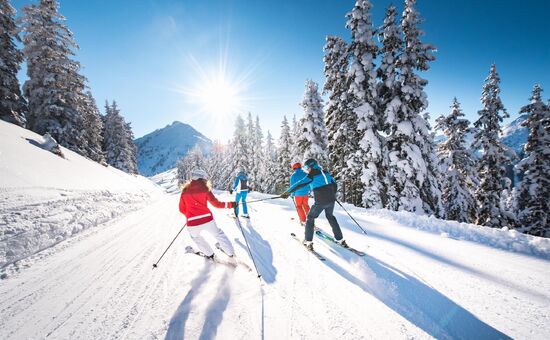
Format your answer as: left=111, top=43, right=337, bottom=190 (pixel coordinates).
left=290, top=114, right=303, bottom=163
left=296, top=79, right=328, bottom=166
left=81, top=91, right=105, bottom=163
left=435, top=98, right=478, bottom=223
left=345, top=0, right=384, bottom=208
left=384, top=0, right=441, bottom=215
left=262, top=130, right=278, bottom=194
left=472, top=64, right=512, bottom=228
left=515, top=85, right=550, bottom=236
left=231, top=114, right=249, bottom=176
left=276, top=115, right=293, bottom=192
left=252, top=115, right=265, bottom=191
left=323, top=36, right=349, bottom=185
left=102, top=101, right=137, bottom=174
left=20, top=0, right=88, bottom=154
left=0, top=0, right=26, bottom=126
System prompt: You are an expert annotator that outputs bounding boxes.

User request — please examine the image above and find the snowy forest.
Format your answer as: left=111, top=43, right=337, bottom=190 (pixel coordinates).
left=176, top=0, right=549, bottom=238
left=0, top=0, right=137, bottom=174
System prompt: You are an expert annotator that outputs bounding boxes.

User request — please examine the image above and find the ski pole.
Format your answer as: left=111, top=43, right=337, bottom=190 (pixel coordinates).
left=245, top=195, right=283, bottom=205
left=336, top=200, right=368, bottom=235
left=233, top=207, right=262, bottom=278
left=152, top=223, right=187, bottom=269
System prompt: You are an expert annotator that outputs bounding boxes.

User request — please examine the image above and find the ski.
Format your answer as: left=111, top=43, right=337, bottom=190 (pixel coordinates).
left=314, top=228, right=366, bottom=256
left=185, top=246, right=241, bottom=269
left=185, top=246, right=253, bottom=271
left=290, top=233, right=325, bottom=261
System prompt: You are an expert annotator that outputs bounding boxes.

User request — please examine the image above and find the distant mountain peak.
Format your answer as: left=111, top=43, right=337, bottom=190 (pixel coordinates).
left=134, top=121, right=212, bottom=176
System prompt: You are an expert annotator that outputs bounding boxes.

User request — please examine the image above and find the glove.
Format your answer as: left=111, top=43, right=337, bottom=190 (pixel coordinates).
left=230, top=201, right=237, bottom=208
left=229, top=190, right=233, bottom=195
left=280, top=192, right=290, bottom=199
left=249, top=187, right=253, bottom=192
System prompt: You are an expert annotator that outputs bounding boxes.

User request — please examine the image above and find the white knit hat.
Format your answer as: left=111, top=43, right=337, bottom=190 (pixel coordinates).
left=190, top=168, right=208, bottom=180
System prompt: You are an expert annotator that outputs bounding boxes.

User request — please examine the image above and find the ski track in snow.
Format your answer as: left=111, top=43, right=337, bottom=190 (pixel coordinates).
left=1, top=192, right=549, bottom=339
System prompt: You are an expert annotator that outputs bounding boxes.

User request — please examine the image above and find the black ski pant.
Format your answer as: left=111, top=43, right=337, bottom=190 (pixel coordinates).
left=304, top=201, right=343, bottom=242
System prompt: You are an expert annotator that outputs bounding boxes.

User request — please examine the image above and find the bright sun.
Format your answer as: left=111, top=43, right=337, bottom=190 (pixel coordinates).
left=196, top=75, right=241, bottom=115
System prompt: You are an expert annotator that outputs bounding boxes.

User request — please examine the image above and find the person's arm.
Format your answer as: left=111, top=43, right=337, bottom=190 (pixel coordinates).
left=178, top=193, right=187, bottom=216
left=206, top=191, right=235, bottom=209
left=287, top=175, right=313, bottom=194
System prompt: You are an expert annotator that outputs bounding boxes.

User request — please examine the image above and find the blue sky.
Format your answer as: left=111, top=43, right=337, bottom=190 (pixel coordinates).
left=12, top=0, right=550, bottom=140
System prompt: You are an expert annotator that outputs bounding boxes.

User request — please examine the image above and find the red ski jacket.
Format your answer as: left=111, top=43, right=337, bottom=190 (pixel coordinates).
left=179, top=180, right=235, bottom=226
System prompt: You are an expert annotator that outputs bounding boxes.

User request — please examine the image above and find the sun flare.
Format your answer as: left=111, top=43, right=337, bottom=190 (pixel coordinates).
left=195, top=74, right=241, bottom=116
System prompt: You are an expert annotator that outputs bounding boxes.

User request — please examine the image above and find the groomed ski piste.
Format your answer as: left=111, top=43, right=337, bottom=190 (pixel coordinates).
left=1, top=120, right=550, bottom=339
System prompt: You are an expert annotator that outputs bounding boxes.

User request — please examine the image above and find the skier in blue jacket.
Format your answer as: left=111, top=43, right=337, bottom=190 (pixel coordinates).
left=281, top=158, right=347, bottom=251
left=230, top=169, right=250, bottom=218
left=290, top=162, right=311, bottom=225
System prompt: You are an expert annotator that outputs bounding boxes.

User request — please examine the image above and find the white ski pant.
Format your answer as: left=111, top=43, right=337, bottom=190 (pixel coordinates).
left=187, top=220, right=234, bottom=257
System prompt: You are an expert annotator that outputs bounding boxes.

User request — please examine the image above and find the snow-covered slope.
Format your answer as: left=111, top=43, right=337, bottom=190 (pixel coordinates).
left=0, top=120, right=163, bottom=277
left=2, top=121, right=549, bottom=339
left=150, top=167, right=180, bottom=193
left=135, top=121, right=212, bottom=176
left=1, top=187, right=549, bottom=338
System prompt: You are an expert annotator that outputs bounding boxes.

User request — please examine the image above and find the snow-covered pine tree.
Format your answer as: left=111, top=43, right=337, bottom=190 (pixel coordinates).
left=435, top=98, right=478, bottom=223
left=20, top=0, right=88, bottom=154
left=290, top=114, right=303, bottom=163
left=81, top=91, right=105, bottom=163
left=251, top=115, right=265, bottom=191
left=177, top=144, right=204, bottom=185
left=261, top=130, right=278, bottom=194
left=0, top=0, right=27, bottom=126
left=384, top=0, right=441, bottom=215
left=275, top=115, right=293, bottom=192
left=377, top=5, right=401, bottom=131
left=472, top=64, right=513, bottom=228
left=345, top=0, right=385, bottom=208
left=515, top=85, right=550, bottom=237
left=296, top=80, right=328, bottom=166
left=323, top=36, right=349, bottom=186
left=203, top=140, right=233, bottom=190
left=102, top=101, right=137, bottom=174
left=231, top=114, right=249, bottom=178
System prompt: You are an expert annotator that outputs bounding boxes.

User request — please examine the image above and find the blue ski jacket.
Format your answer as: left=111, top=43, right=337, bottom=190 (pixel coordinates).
left=287, top=164, right=337, bottom=204
left=290, top=168, right=311, bottom=197
left=232, top=171, right=249, bottom=193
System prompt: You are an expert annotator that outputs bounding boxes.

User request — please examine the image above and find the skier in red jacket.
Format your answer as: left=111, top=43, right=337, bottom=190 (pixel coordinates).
left=179, top=169, right=236, bottom=259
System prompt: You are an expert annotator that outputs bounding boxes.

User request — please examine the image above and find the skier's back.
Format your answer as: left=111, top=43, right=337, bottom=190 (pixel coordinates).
left=281, top=159, right=347, bottom=251
left=179, top=169, right=236, bottom=259
left=231, top=169, right=250, bottom=218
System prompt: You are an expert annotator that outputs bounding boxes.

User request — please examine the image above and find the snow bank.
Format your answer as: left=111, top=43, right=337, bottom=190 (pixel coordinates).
left=0, top=121, right=163, bottom=277
left=150, top=168, right=180, bottom=193
left=360, top=207, right=550, bottom=259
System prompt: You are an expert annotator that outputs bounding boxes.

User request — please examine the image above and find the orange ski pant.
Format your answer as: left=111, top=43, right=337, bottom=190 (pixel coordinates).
left=293, top=195, right=310, bottom=223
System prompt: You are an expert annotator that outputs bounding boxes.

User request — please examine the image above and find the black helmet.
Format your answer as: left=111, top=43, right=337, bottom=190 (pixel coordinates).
left=303, top=158, right=317, bottom=170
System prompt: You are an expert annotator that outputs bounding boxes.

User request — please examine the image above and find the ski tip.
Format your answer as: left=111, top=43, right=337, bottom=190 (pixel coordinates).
left=257, top=274, right=262, bottom=279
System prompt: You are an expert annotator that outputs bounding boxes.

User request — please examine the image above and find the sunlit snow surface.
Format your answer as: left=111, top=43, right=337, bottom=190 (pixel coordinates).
left=1, top=120, right=549, bottom=339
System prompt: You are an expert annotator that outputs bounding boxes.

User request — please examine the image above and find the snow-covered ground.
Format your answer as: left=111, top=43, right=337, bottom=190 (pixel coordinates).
left=0, top=120, right=162, bottom=278
left=2, top=120, right=550, bottom=339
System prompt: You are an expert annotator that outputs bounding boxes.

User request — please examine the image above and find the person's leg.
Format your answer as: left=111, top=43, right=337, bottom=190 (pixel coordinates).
left=305, top=203, right=323, bottom=241
left=303, top=196, right=311, bottom=216
left=188, top=224, right=214, bottom=256
left=241, top=191, right=248, bottom=215
left=204, top=220, right=235, bottom=256
left=234, top=192, right=242, bottom=216
left=324, top=202, right=343, bottom=241
left=295, top=196, right=307, bottom=223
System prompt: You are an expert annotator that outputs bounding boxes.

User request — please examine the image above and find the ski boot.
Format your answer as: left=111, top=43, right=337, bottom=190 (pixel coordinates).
left=336, top=239, right=349, bottom=248
left=303, top=240, right=314, bottom=252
